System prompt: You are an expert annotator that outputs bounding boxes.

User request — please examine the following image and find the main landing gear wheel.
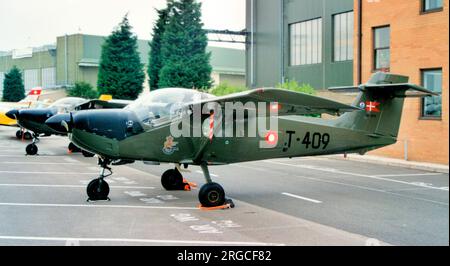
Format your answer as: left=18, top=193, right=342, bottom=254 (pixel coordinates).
left=87, top=179, right=110, bottom=201
left=25, top=143, right=38, bottom=155
left=68, top=142, right=81, bottom=153
left=161, top=168, right=185, bottom=190
left=198, top=182, right=226, bottom=207
left=81, top=150, right=95, bottom=157
left=23, top=132, right=32, bottom=140
left=86, top=158, right=112, bottom=201
left=16, top=130, right=23, bottom=139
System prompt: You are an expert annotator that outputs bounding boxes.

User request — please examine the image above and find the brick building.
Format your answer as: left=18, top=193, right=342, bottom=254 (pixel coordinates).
left=354, top=0, right=449, bottom=164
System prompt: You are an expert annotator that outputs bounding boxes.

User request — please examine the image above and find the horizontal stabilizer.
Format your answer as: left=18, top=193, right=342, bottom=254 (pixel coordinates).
left=329, top=72, right=439, bottom=98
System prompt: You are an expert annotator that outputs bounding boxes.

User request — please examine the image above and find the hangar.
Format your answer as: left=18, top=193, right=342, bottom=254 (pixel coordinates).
left=0, top=34, right=246, bottom=97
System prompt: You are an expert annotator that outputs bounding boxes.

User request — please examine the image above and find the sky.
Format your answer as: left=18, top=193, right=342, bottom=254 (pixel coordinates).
left=0, top=0, right=246, bottom=51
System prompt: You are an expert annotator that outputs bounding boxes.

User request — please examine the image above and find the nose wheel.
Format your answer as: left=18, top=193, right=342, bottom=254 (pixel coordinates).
left=25, top=133, right=39, bottom=155
left=86, top=158, right=112, bottom=201
left=87, top=178, right=110, bottom=201
left=26, top=143, right=38, bottom=155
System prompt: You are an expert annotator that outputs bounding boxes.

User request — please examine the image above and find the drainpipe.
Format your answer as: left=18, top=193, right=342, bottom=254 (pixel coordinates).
left=357, top=0, right=363, bottom=85
left=280, top=0, right=285, bottom=84
left=65, top=34, right=68, bottom=86
left=250, top=0, right=255, bottom=87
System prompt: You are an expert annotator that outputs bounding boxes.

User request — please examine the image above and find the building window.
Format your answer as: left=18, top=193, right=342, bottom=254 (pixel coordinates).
left=289, top=18, right=322, bottom=66
left=373, top=26, right=390, bottom=70
left=333, top=11, right=354, bottom=62
left=422, top=0, right=443, bottom=13
left=421, top=69, right=442, bottom=118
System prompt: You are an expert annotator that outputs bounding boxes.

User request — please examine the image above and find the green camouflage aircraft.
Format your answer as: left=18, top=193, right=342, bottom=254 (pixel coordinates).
left=45, top=72, right=439, bottom=207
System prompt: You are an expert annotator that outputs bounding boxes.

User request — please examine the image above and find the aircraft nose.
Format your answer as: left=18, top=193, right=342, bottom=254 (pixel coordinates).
left=18, top=108, right=56, bottom=123
left=45, top=113, right=72, bottom=133
left=5, top=109, right=19, bottom=120
left=70, top=109, right=142, bottom=141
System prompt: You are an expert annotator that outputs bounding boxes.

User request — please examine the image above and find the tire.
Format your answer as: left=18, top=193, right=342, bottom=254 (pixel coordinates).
left=23, top=132, right=32, bottom=140
left=81, top=150, right=95, bottom=157
left=25, top=144, right=38, bottom=155
left=86, top=179, right=110, bottom=200
left=16, top=130, right=23, bottom=139
left=198, top=182, right=226, bottom=207
left=68, top=142, right=81, bottom=152
left=161, top=169, right=184, bottom=190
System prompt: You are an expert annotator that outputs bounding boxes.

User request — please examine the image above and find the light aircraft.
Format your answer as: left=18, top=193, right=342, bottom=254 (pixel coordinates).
left=0, top=87, right=49, bottom=135
left=45, top=73, right=438, bottom=207
left=6, top=95, right=131, bottom=156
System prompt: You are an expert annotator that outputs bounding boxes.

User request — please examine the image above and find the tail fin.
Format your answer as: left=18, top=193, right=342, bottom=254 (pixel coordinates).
left=330, top=72, right=439, bottom=138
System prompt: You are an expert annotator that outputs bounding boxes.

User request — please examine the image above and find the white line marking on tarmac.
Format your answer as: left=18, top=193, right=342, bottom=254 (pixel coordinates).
left=0, top=162, right=85, bottom=165
left=374, top=173, right=444, bottom=177
left=267, top=161, right=449, bottom=192
left=195, top=170, right=219, bottom=177
left=0, top=184, right=155, bottom=189
left=0, top=235, right=284, bottom=246
left=281, top=192, right=322, bottom=203
left=0, top=202, right=198, bottom=210
left=0, top=171, right=97, bottom=175
left=242, top=162, right=448, bottom=206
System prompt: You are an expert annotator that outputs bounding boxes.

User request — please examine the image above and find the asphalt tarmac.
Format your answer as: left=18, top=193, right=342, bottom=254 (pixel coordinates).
left=0, top=126, right=448, bottom=246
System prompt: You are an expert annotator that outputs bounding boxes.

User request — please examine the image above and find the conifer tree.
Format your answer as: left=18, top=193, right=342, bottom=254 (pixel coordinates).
left=97, top=15, right=145, bottom=100
left=2, top=66, right=25, bottom=102
left=148, top=7, right=170, bottom=90
left=158, top=0, right=212, bottom=90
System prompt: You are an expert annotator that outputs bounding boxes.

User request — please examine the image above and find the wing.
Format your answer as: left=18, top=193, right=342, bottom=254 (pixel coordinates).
left=75, top=99, right=132, bottom=110
left=196, top=88, right=360, bottom=116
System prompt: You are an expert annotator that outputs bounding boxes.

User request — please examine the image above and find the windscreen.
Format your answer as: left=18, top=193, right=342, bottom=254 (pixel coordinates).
left=49, top=97, right=86, bottom=113
left=125, top=88, right=215, bottom=126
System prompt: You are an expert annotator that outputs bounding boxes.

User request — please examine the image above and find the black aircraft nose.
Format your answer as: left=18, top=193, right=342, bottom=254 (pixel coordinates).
left=18, top=108, right=57, bottom=123
left=5, top=109, right=19, bottom=120
left=70, top=109, right=143, bottom=140
left=45, top=113, right=72, bottom=133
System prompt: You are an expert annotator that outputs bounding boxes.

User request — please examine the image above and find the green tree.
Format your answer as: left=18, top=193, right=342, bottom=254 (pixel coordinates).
left=2, top=66, right=25, bottom=102
left=209, top=83, right=247, bottom=96
left=158, top=0, right=212, bottom=90
left=67, top=82, right=98, bottom=99
left=97, top=15, right=145, bottom=100
left=148, top=7, right=170, bottom=90
left=276, top=79, right=316, bottom=95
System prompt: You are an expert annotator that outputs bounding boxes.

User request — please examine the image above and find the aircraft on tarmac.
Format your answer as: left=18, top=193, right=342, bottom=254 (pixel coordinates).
left=6, top=95, right=131, bottom=156
left=0, top=87, right=49, bottom=129
left=45, top=72, right=439, bottom=208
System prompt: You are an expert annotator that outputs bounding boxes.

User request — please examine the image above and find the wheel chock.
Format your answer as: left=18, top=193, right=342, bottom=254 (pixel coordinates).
left=198, top=199, right=235, bottom=211
left=183, top=178, right=197, bottom=191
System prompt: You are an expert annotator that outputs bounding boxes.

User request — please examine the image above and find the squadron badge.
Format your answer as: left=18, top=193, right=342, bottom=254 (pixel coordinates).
left=162, top=136, right=179, bottom=155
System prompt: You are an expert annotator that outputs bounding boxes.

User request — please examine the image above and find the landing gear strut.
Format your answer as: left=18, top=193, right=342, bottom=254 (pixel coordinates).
left=25, top=133, right=39, bottom=155
left=86, top=158, right=111, bottom=201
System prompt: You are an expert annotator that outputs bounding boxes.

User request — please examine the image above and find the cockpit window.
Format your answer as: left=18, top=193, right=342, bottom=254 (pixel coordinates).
left=125, top=88, right=215, bottom=126
left=49, top=97, right=86, bottom=113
